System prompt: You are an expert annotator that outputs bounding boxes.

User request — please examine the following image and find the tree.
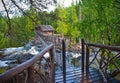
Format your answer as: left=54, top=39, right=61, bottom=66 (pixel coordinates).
left=56, top=0, right=120, bottom=45
left=0, top=0, right=57, bottom=48
left=77, top=0, right=120, bottom=45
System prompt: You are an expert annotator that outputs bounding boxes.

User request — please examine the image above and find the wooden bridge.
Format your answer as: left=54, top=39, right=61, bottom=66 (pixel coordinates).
left=0, top=39, right=120, bottom=83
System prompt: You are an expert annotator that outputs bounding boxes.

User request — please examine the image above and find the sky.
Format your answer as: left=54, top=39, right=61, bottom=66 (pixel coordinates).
left=58, top=0, right=73, bottom=7
left=48, top=0, right=74, bottom=12
left=0, top=0, right=5, bottom=11
left=0, top=0, right=78, bottom=17
left=0, top=0, right=77, bottom=11
left=49, top=0, right=78, bottom=12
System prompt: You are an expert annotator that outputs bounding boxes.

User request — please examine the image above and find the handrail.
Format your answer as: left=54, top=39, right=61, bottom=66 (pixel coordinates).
left=84, top=40, right=120, bottom=82
left=85, top=43, right=120, bottom=52
left=0, top=44, right=55, bottom=83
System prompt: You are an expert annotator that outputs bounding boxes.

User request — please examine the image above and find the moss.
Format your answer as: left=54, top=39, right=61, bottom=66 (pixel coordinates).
left=17, top=57, right=22, bottom=64
left=115, top=73, right=120, bottom=80
left=0, top=68, right=7, bottom=74
left=71, top=58, right=79, bottom=66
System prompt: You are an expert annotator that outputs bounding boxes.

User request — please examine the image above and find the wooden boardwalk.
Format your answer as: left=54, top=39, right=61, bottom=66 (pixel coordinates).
left=0, top=38, right=120, bottom=83
left=55, top=67, right=104, bottom=83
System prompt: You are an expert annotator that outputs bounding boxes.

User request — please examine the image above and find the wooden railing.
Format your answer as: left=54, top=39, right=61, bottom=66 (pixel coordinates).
left=0, top=44, right=55, bottom=83
left=82, top=39, right=120, bottom=82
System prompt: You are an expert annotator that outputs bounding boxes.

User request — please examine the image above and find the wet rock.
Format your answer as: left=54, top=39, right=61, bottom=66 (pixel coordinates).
left=0, top=38, right=45, bottom=69
left=0, top=47, right=24, bottom=57
left=2, top=53, right=33, bottom=63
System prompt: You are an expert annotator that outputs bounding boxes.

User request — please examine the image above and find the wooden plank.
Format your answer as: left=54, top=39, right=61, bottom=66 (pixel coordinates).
left=55, top=67, right=104, bottom=83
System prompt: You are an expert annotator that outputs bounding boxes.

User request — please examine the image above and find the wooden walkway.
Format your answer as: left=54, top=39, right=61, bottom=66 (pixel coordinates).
left=55, top=67, right=104, bottom=83
left=0, top=38, right=120, bottom=83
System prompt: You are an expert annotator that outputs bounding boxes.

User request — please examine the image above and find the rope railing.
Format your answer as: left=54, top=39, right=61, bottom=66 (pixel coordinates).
left=0, top=44, right=55, bottom=83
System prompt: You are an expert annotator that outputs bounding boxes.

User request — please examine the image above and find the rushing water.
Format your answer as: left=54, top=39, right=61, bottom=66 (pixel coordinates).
left=0, top=60, right=8, bottom=67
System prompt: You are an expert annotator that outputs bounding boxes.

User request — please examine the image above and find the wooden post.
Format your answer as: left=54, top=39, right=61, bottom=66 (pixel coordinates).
left=27, top=66, right=34, bottom=83
left=49, top=47, right=55, bottom=83
left=86, top=45, right=89, bottom=73
left=62, top=39, right=66, bottom=83
left=81, top=39, right=85, bottom=72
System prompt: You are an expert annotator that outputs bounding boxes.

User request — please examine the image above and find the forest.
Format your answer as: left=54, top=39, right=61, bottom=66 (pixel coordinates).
left=0, top=0, right=120, bottom=49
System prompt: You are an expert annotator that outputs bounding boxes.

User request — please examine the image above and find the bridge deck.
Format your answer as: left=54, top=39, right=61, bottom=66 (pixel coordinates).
left=55, top=67, right=104, bottom=83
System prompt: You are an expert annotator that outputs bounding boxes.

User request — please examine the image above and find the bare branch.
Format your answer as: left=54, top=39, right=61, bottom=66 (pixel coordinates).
left=1, top=0, right=12, bottom=37
left=10, top=0, right=38, bottom=25
left=30, top=0, right=33, bottom=5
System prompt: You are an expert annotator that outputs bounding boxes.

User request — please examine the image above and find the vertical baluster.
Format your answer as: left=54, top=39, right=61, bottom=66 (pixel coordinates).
left=49, top=46, right=55, bottom=83
left=81, top=38, right=85, bottom=72
left=62, top=39, right=66, bottom=83
left=86, top=45, right=89, bottom=73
